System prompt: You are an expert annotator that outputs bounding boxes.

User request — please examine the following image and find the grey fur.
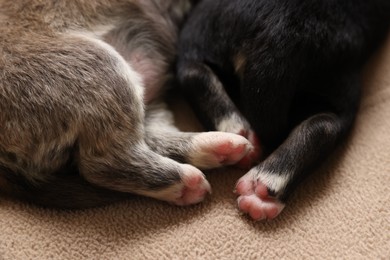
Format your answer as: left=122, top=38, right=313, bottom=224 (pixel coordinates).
left=0, top=0, right=252, bottom=208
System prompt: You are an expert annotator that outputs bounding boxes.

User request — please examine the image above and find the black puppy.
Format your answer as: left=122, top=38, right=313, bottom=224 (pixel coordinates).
left=177, top=0, right=390, bottom=220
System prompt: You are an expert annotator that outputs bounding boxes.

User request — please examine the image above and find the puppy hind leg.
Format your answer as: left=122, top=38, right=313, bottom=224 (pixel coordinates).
left=51, top=35, right=212, bottom=206
left=144, top=101, right=253, bottom=170
left=177, top=61, right=261, bottom=167
left=78, top=132, right=213, bottom=206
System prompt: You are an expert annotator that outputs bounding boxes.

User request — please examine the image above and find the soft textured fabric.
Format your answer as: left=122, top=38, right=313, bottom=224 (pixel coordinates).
left=1, top=34, right=389, bottom=260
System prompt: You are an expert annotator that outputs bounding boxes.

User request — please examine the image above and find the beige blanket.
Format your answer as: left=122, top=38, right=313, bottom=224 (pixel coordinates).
left=1, top=34, right=389, bottom=260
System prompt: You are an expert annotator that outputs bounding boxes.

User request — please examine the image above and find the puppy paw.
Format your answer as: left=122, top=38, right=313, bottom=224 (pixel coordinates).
left=235, top=170, right=286, bottom=220
left=236, top=129, right=261, bottom=169
left=237, top=194, right=285, bottom=220
left=216, top=115, right=262, bottom=169
left=145, top=164, right=211, bottom=206
left=158, top=164, right=212, bottom=206
left=189, top=132, right=253, bottom=169
left=174, top=164, right=212, bottom=206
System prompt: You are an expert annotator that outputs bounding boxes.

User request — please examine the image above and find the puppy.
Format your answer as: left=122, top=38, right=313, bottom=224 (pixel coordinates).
left=0, top=0, right=253, bottom=209
left=177, top=0, right=390, bottom=220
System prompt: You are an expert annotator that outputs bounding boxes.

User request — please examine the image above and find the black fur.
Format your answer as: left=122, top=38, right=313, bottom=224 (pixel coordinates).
left=177, top=0, right=390, bottom=218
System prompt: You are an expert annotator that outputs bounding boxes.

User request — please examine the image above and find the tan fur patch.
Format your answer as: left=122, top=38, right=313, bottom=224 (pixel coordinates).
left=233, top=51, right=247, bottom=77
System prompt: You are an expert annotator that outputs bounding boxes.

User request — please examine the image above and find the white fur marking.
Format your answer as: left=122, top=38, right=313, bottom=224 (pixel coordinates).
left=255, top=169, right=290, bottom=193
left=145, top=102, right=178, bottom=132
left=217, top=113, right=250, bottom=133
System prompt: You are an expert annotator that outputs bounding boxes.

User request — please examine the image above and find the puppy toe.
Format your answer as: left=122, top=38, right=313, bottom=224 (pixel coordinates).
left=235, top=169, right=287, bottom=220
left=189, top=132, right=253, bottom=169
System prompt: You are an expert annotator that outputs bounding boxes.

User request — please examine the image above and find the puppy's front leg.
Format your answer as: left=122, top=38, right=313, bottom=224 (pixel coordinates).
left=177, top=61, right=261, bottom=167
left=235, top=111, right=355, bottom=220
left=144, top=102, right=254, bottom=170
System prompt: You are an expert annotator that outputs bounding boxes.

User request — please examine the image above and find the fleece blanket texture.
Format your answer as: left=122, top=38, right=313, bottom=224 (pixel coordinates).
left=1, top=34, right=390, bottom=260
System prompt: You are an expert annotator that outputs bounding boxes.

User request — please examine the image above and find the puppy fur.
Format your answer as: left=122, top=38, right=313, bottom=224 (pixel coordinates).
left=0, top=0, right=253, bottom=208
left=177, top=0, right=390, bottom=220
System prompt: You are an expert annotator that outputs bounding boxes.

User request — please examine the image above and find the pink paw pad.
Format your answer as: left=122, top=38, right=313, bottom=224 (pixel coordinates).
left=213, top=139, right=249, bottom=164
left=237, top=195, right=284, bottom=220
left=235, top=172, right=285, bottom=220
left=174, top=165, right=212, bottom=206
left=190, top=132, right=253, bottom=169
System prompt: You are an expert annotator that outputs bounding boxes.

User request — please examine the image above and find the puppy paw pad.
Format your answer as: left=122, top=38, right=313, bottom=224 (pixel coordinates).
left=190, top=132, right=253, bottom=169
left=173, top=165, right=211, bottom=206
left=213, top=138, right=249, bottom=163
left=235, top=171, right=285, bottom=220
left=237, top=194, right=285, bottom=220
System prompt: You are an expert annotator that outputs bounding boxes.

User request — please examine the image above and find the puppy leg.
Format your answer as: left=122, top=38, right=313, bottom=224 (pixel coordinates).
left=177, top=61, right=261, bottom=167
left=62, top=36, right=215, bottom=206
left=1, top=33, right=213, bottom=207
left=236, top=113, right=350, bottom=219
left=144, top=102, right=253, bottom=169
left=79, top=141, right=212, bottom=206
left=235, top=74, right=359, bottom=220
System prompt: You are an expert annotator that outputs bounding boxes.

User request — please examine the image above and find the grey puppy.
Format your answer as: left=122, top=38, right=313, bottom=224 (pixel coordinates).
left=0, top=0, right=252, bottom=208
